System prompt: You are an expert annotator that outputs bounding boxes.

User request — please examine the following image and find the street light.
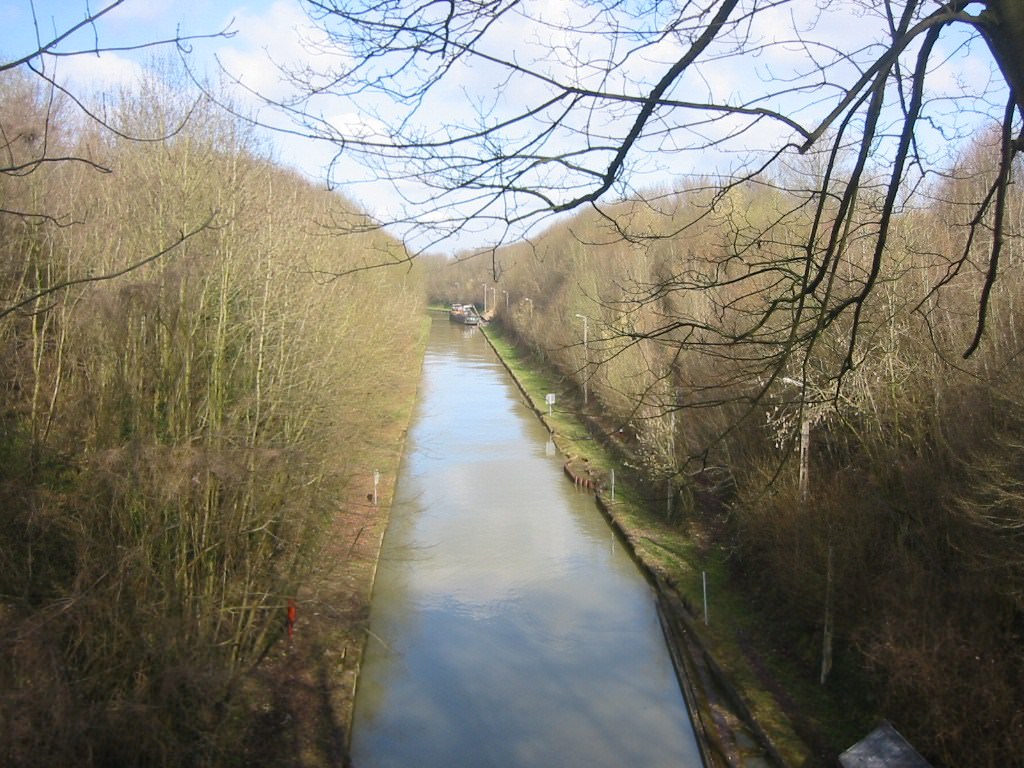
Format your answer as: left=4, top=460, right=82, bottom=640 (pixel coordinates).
left=575, top=313, right=589, bottom=405
left=482, top=283, right=487, bottom=314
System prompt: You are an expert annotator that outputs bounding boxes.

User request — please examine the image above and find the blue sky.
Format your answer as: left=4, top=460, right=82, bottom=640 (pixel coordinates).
left=0, top=1, right=1008, bottom=255
left=0, top=1, right=400, bottom=228
left=0, top=1, right=348, bottom=117
left=0, top=1, right=335, bottom=111
left=0, top=1, right=242, bottom=68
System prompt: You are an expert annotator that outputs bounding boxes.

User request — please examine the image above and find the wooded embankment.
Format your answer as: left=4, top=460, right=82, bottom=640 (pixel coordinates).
left=0, top=69, right=428, bottom=767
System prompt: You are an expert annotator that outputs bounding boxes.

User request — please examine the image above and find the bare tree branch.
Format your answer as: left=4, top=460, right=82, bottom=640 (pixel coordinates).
left=963, top=91, right=1020, bottom=357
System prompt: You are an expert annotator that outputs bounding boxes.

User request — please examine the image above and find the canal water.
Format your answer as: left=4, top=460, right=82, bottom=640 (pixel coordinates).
left=349, top=316, right=703, bottom=768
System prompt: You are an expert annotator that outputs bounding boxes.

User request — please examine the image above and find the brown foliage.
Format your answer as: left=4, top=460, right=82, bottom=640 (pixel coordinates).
left=0, top=70, right=424, bottom=765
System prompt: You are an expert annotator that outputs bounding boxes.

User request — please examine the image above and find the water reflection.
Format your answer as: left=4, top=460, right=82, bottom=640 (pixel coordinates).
left=350, top=317, right=702, bottom=768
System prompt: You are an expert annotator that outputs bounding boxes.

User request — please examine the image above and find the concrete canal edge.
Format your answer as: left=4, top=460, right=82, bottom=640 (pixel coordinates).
left=479, top=324, right=791, bottom=768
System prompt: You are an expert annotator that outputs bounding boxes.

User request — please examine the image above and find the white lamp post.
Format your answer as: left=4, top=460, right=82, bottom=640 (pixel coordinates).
left=575, top=313, right=589, bottom=404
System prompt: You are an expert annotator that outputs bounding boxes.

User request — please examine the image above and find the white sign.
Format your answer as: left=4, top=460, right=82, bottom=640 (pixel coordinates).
left=545, top=393, right=556, bottom=415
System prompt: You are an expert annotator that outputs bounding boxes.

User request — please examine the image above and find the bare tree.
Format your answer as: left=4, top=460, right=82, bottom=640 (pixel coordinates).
left=281, top=0, right=1021, bottom=383
left=0, top=1, right=231, bottom=318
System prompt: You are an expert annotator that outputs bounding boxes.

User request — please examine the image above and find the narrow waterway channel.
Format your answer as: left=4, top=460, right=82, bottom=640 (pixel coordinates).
left=349, top=316, right=704, bottom=768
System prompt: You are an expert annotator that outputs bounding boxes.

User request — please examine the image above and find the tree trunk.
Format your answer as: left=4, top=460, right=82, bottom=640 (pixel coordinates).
left=981, top=0, right=1024, bottom=118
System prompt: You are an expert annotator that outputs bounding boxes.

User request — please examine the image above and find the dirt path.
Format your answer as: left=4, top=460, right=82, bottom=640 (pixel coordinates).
left=240, top=326, right=427, bottom=766
left=243, top=491, right=395, bottom=767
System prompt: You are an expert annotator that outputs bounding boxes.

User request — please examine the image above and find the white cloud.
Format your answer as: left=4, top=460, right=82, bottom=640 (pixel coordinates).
left=213, top=1, right=344, bottom=103
left=55, top=50, right=147, bottom=91
left=324, top=110, right=389, bottom=142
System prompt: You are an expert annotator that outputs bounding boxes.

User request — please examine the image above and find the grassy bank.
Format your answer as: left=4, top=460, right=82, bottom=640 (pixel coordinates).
left=482, top=322, right=874, bottom=767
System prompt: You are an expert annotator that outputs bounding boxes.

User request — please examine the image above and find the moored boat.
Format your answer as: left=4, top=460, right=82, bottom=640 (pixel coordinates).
left=449, top=303, right=481, bottom=325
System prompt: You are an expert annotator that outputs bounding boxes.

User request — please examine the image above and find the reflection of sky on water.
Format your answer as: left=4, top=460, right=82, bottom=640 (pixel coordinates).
left=351, top=318, right=702, bottom=768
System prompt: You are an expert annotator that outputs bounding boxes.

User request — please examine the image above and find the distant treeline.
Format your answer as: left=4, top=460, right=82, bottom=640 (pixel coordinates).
left=427, top=136, right=1024, bottom=766
left=0, top=68, right=423, bottom=764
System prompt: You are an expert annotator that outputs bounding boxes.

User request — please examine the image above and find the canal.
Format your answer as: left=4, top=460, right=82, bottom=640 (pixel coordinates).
left=349, top=316, right=704, bottom=767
